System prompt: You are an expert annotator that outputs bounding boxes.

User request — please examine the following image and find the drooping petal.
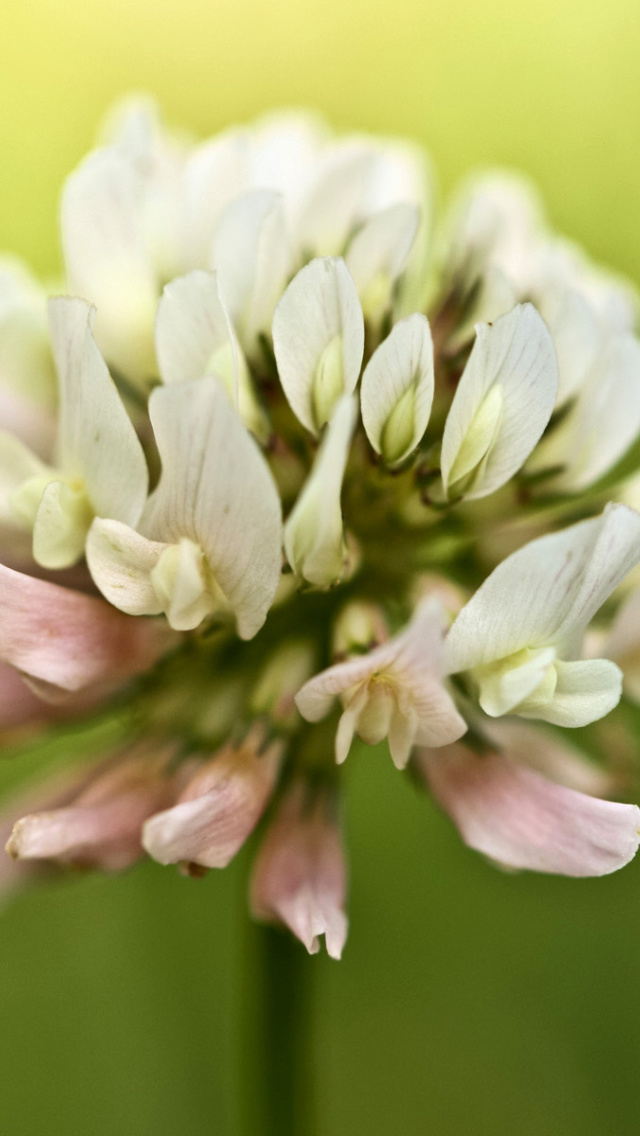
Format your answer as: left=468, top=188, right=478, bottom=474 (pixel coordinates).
left=48, top=297, right=149, bottom=525
left=440, top=304, right=558, bottom=500
left=143, top=736, right=281, bottom=869
left=480, top=718, right=614, bottom=796
left=419, top=744, right=640, bottom=877
left=360, top=313, right=434, bottom=465
left=272, top=258, right=364, bottom=434
left=0, top=563, right=170, bottom=692
left=250, top=780, right=348, bottom=959
left=7, top=747, right=178, bottom=871
left=283, top=394, right=356, bottom=588
left=213, top=189, right=290, bottom=356
left=445, top=504, right=640, bottom=674
left=143, top=378, right=282, bottom=638
left=60, top=148, right=159, bottom=382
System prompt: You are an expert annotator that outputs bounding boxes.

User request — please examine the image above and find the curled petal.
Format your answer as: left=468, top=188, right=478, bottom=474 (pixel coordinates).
left=419, top=744, right=640, bottom=877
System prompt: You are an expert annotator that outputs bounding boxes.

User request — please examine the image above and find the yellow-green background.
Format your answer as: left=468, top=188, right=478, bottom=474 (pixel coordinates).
left=1, top=1, right=640, bottom=1132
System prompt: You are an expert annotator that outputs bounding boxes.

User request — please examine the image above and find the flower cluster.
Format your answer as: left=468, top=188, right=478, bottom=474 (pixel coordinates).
left=2, top=98, right=640, bottom=958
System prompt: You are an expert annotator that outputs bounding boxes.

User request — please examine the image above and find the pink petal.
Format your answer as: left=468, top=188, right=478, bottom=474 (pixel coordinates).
left=250, top=780, right=348, bottom=959
left=0, top=563, right=173, bottom=691
left=419, top=744, right=640, bottom=877
left=142, top=733, right=282, bottom=869
left=6, top=748, right=178, bottom=871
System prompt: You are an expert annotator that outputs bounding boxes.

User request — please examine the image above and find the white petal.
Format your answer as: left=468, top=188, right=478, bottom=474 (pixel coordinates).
left=283, top=394, right=356, bottom=588
left=537, top=333, right=640, bottom=491
left=421, top=744, right=640, bottom=877
left=60, top=148, right=158, bottom=382
left=444, top=172, right=544, bottom=291
left=182, top=131, right=249, bottom=270
left=544, top=288, right=601, bottom=405
left=213, top=189, right=290, bottom=355
left=296, top=142, right=378, bottom=256
left=441, top=304, right=558, bottom=500
left=0, top=431, right=49, bottom=526
left=248, top=110, right=326, bottom=224
left=155, top=270, right=239, bottom=391
left=520, top=658, right=622, bottom=728
left=445, top=504, right=640, bottom=674
left=48, top=297, right=148, bottom=525
left=345, top=203, right=419, bottom=315
left=603, top=587, right=640, bottom=702
left=272, top=258, right=364, bottom=434
left=86, top=518, right=165, bottom=616
left=33, top=480, right=93, bottom=569
left=360, top=313, right=434, bottom=465
left=143, top=378, right=282, bottom=639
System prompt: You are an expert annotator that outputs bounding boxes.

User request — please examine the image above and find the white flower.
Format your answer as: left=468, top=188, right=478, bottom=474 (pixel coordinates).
left=212, top=188, right=291, bottom=360
left=86, top=377, right=282, bottom=637
left=360, top=312, right=434, bottom=466
left=283, top=394, right=357, bottom=589
left=345, top=203, right=420, bottom=319
left=0, top=298, right=148, bottom=568
left=0, top=256, right=56, bottom=456
left=154, top=269, right=267, bottom=437
left=445, top=503, right=640, bottom=727
left=296, top=598, right=467, bottom=768
left=527, top=332, right=640, bottom=492
left=440, top=303, right=558, bottom=500
left=272, top=257, right=364, bottom=434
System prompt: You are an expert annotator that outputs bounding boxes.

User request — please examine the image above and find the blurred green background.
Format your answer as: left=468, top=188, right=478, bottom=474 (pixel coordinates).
left=2, top=0, right=640, bottom=1132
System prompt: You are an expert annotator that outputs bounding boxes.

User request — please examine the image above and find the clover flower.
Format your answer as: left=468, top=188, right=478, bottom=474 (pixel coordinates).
left=2, top=97, right=640, bottom=958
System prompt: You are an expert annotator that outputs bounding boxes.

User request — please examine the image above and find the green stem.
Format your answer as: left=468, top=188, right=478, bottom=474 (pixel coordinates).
left=240, top=919, right=316, bottom=1136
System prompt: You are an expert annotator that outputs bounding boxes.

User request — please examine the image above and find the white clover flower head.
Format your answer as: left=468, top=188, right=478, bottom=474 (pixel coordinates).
left=2, top=97, right=640, bottom=957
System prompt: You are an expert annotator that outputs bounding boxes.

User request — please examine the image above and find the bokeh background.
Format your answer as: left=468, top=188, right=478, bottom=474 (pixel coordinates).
left=1, top=1, right=640, bottom=1132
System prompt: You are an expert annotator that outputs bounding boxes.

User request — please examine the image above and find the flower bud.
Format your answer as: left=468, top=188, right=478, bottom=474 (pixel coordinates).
left=331, top=601, right=388, bottom=658
left=251, top=641, right=317, bottom=727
